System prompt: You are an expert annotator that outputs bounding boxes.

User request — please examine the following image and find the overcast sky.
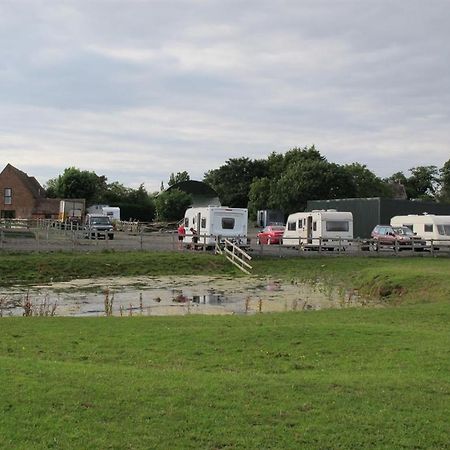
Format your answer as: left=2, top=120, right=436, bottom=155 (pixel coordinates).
left=1, top=0, right=449, bottom=191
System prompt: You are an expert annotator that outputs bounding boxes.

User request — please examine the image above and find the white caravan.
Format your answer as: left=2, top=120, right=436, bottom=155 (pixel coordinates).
left=183, top=206, right=248, bottom=247
left=282, top=210, right=353, bottom=249
left=390, top=214, right=450, bottom=245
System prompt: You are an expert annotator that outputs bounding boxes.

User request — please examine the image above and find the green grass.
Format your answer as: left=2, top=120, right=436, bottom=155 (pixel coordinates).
left=1, top=304, right=449, bottom=449
left=1, top=252, right=449, bottom=448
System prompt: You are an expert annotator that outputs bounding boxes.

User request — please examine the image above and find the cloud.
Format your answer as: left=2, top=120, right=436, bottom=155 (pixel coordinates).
left=0, top=0, right=449, bottom=191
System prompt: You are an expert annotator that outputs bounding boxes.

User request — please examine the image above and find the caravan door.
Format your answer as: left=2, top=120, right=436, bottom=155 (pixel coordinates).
left=307, top=216, right=313, bottom=244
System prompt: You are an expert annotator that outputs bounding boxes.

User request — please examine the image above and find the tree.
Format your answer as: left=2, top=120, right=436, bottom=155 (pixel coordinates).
left=270, top=159, right=356, bottom=215
left=247, top=177, right=273, bottom=219
left=203, top=157, right=268, bottom=207
left=386, top=166, right=440, bottom=200
left=99, top=182, right=156, bottom=222
left=343, top=163, right=391, bottom=198
left=408, top=165, right=440, bottom=200
left=439, top=159, right=450, bottom=202
left=155, top=189, right=192, bottom=221
left=168, top=171, right=190, bottom=187
left=45, top=167, right=107, bottom=205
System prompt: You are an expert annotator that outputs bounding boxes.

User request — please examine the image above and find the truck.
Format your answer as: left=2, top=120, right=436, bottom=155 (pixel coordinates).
left=390, top=214, right=450, bottom=247
left=58, top=199, right=86, bottom=225
left=182, top=206, right=248, bottom=248
left=84, top=213, right=114, bottom=240
left=282, top=210, right=353, bottom=250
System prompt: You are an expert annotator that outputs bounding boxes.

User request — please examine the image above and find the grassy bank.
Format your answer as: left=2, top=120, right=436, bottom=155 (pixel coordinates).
left=1, top=304, right=449, bottom=449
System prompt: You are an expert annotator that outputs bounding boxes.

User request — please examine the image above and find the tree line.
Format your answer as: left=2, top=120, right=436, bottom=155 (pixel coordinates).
left=45, top=147, right=450, bottom=221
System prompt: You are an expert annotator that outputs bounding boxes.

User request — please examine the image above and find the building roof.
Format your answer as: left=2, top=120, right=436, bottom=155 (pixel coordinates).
left=1, top=163, right=45, bottom=198
left=165, top=180, right=221, bottom=207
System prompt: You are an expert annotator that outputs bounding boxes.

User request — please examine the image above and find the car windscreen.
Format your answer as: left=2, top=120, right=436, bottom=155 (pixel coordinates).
left=270, top=226, right=285, bottom=231
left=91, top=217, right=110, bottom=225
left=393, top=227, right=413, bottom=236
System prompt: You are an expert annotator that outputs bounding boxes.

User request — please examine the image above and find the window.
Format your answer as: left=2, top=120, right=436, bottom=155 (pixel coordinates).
left=424, top=224, right=433, bottom=233
left=221, top=217, right=235, bottom=229
left=326, top=221, right=349, bottom=232
left=4, top=188, right=12, bottom=205
left=201, top=218, right=206, bottom=228
left=313, top=221, right=317, bottom=231
left=298, top=220, right=302, bottom=228
left=437, top=224, right=450, bottom=236
left=288, top=222, right=296, bottom=231
left=184, top=217, right=189, bottom=227
left=403, top=224, right=414, bottom=232
left=1, top=210, right=15, bottom=218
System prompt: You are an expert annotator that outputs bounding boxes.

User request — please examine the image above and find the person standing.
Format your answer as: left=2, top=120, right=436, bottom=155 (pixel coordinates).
left=177, top=223, right=186, bottom=250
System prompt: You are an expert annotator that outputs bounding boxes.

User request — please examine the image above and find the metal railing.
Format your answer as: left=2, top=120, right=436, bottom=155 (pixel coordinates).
left=217, top=238, right=253, bottom=274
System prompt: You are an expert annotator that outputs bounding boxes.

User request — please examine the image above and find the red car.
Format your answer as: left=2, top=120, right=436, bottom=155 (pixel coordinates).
left=256, top=225, right=285, bottom=245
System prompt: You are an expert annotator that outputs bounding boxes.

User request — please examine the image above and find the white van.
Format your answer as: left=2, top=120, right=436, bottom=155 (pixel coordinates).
left=183, top=206, right=248, bottom=248
left=282, top=210, right=353, bottom=249
left=390, top=214, right=450, bottom=246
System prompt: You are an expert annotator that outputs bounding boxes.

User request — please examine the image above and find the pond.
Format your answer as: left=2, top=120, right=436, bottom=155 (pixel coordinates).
left=0, top=275, right=373, bottom=317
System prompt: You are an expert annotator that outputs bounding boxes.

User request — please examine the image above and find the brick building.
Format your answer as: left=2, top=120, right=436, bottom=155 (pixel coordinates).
left=0, top=164, right=59, bottom=219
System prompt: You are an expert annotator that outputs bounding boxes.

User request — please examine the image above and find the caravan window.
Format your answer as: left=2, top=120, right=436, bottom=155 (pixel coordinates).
left=424, top=224, right=433, bottom=233
left=288, top=222, right=296, bottom=231
left=184, top=218, right=189, bottom=227
left=201, top=218, right=206, bottom=228
left=222, top=217, right=235, bottom=229
left=326, top=221, right=349, bottom=232
left=298, top=220, right=302, bottom=228
left=313, top=222, right=317, bottom=231
left=437, top=224, right=450, bottom=236
left=403, top=224, right=414, bottom=232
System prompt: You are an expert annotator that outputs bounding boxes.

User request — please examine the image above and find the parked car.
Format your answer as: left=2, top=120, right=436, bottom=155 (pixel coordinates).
left=370, top=225, right=426, bottom=251
left=84, top=214, right=114, bottom=240
left=256, top=225, right=285, bottom=245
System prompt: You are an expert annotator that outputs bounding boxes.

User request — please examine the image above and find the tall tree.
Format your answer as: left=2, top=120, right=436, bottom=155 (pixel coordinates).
left=155, top=189, right=192, bottom=221
left=203, top=157, right=268, bottom=207
left=45, top=167, right=107, bottom=205
left=439, top=159, right=450, bottom=202
left=168, top=171, right=190, bottom=187
left=343, top=163, right=391, bottom=198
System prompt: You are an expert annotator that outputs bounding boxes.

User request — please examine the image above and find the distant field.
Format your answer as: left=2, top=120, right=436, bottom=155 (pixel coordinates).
left=1, top=252, right=449, bottom=449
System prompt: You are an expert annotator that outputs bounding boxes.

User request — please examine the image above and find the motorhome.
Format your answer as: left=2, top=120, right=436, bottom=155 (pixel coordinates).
left=282, top=210, right=353, bottom=249
left=182, top=206, right=248, bottom=248
left=390, top=214, right=450, bottom=246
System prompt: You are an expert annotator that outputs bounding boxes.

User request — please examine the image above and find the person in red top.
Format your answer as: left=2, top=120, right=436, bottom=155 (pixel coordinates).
left=177, top=224, right=186, bottom=250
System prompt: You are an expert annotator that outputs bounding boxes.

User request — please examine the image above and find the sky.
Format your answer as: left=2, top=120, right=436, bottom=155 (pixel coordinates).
left=1, top=0, right=449, bottom=191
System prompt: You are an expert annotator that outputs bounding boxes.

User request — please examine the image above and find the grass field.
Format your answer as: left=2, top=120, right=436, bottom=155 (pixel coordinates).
left=1, top=252, right=449, bottom=449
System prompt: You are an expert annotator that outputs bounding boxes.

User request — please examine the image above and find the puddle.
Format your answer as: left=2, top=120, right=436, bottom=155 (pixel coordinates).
left=0, top=275, right=374, bottom=317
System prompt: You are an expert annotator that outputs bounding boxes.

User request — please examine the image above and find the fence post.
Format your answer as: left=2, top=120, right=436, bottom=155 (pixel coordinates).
left=0, top=230, right=3, bottom=250
left=394, top=238, right=399, bottom=255
left=318, top=237, right=322, bottom=254
left=430, top=239, right=435, bottom=256
left=140, top=229, right=143, bottom=251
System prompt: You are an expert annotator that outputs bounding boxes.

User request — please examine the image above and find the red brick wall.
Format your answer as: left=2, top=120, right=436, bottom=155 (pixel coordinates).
left=0, top=166, right=38, bottom=218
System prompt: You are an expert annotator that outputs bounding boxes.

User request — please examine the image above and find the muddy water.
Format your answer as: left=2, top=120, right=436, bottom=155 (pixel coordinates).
left=0, top=275, right=372, bottom=317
